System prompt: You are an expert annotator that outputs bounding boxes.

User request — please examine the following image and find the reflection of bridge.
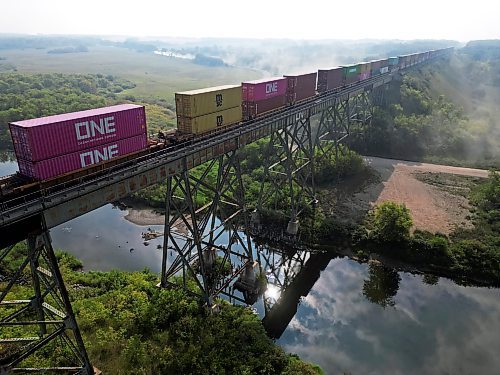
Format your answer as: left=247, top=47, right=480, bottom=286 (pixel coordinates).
left=260, top=247, right=332, bottom=339
left=0, top=53, right=448, bottom=373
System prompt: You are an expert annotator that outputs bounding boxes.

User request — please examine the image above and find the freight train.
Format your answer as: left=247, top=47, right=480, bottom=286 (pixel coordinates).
left=0, top=47, right=451, bottom=199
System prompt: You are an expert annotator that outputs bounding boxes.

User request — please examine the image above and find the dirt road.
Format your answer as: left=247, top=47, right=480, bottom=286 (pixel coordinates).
left=326, top=157, right=489, bottom=234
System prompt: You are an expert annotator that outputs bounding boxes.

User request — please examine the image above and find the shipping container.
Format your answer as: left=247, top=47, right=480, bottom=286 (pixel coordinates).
left=242, top=95, right=287, bottom=120
left=284, top=72, right=317, bottom=104
left=370, top=60, right=383, bottom=76
left=242, top=77, right=287, bottom=102
left=10, top=104, right=146, bottom=162
left=388, top=56, right=399, bottom=66
left=17, top=133, right=148, bottom=181
left=317, top=67, right=343, bottom=92
left=358, top=71, right=371, bottom=81
left=343, top=64, right=361, bottom=85
left=175, top=85, right=241, bottom=118
left=177, top=106, right=242, bottom=135
left=359, top=62, right=371, bottom=73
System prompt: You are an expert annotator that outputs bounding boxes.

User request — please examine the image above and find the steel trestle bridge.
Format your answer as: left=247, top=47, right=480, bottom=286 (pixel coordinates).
left=0, top=54, right=447, bottom=373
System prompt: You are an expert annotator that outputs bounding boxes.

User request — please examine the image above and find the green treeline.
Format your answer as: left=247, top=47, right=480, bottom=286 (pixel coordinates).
left=1, top=248, right=322, bottom=374
left=0, top=73, right=135, bottom=148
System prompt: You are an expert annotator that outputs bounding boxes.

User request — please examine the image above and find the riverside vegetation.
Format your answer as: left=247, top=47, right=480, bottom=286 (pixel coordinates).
left=0, top=246, right=323, bottom=374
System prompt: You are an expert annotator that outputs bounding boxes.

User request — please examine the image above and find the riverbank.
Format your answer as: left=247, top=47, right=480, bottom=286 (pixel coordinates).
left=120, top=199, right=166, bottom=226
left=322, top=156, right=488, bottom=234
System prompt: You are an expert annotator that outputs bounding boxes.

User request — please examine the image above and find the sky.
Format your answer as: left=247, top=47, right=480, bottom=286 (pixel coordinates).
left=0, top=0, right=499, bottom=42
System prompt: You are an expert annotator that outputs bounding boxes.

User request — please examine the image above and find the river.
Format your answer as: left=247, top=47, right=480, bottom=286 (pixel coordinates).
left=1, top=157, right=499, bottom=374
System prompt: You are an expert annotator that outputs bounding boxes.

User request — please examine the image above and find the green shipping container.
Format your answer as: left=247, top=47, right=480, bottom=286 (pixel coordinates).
left=175, top=84, right=242, bottom=118
left=343, top=64, right=361, bottom=77
left=389, top=57, right=399, bottom=66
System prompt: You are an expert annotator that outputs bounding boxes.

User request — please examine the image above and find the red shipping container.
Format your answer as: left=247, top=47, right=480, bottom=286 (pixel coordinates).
left=242, top=95, right=286, bottom=121
left=9, top=104, right=147, bottom=162
left=284, top=72, right=317, bottom=104
left=317, top=67, right=343, bottom=93
left=17, top=133, right=148, bottom=181
left=242, top=77, right=287, bottom=102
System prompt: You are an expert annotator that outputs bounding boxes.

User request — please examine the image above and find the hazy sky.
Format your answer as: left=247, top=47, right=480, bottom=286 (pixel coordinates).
left=1, top=0, right=499, bottom=41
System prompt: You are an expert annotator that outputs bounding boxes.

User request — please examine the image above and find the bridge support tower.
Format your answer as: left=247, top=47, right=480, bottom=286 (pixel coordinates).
left=0, top=227, right=94, bottom=374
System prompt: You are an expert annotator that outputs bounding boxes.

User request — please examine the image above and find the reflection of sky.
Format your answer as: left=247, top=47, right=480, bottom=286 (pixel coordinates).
left=278, top=257, right=500, bottom=375
left=51, top=204, right=165, bottom=272
left=0, top=159, right=18, bottom=177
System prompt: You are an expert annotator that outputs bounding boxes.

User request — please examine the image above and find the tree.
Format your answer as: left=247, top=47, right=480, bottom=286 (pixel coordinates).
left=362, top=263, right=401, bottom=308
left=373, top=201, right=413, bottom=242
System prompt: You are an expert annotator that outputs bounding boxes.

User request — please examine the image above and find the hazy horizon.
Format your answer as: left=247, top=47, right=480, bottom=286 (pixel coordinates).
left=1, top=0, right=499, bottom=42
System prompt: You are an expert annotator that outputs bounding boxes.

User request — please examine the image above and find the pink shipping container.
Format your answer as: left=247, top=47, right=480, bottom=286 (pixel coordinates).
left=17, top=133, right=148, bottom=181
left=358, top=71, right=371, bottom=81
left=284, top=72, right=317, bottom=104
left=9, top=104, right=147, bottom=162
left=242, top=95, right=286, bottom=121
left=242, top=77, right=287, bottom=102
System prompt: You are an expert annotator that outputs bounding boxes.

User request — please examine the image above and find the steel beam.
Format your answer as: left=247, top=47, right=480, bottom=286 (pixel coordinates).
left=160, top=150, right=260, bottom=307
left=0, top=231, right=93, bottom=374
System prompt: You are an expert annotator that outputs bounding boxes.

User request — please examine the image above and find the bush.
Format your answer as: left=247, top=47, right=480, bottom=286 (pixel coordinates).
left=372, top=202, right=413, bottom=243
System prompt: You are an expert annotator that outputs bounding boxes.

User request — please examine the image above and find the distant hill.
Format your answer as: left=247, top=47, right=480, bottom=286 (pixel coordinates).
left=462, top=40, right=500, bottom=60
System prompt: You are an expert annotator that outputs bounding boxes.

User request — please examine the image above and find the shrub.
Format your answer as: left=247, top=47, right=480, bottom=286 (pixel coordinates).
left=373, top=202, right=413, bottom=242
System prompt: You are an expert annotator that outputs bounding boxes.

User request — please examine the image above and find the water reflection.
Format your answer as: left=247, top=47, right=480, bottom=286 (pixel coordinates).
left=276, top=257, right=500, bottom=375
left=362, top=262, right=401, bottom=308
left=0, top=153, right=18, bottom=176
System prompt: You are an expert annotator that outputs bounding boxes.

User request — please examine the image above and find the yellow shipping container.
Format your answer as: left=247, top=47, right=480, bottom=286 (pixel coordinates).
left=175, top=84, right=242, bottom=118
left=177, top=106, right=242, bottom=135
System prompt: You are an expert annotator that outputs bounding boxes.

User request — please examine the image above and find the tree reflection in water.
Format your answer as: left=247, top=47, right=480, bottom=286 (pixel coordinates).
left=362, top=263, right=401, bottom=308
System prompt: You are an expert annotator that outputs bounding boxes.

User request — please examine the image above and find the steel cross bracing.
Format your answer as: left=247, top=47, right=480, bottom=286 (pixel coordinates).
left=160, top=150, right=263, bottom=307
left=254, top=108, right=317, bottom=235
left=0, top=231, right=93, bottom=374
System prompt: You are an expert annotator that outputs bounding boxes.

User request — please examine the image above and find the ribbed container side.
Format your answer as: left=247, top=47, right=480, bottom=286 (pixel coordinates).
left=380, top=58, right=389, bottom=68
left=358, top=72, right=371, bottom=81
left=359, top=62, right=371, bottom=73
left=343, top=64, right=361, bottom=78
left=388, top=57, right=399, bottom=65
left=17, top=133, right=148, bottom=181
left=284, top=72, right=317, bottom=104
left=242, top=95, right=286, bottom=121
left=317, top=67, right=343, bottom=92
left=177, top=106, right=242, bottom=135
left=9, top=105, right=147, bottom=162
left=242, top=77, right=287, bottom=102
left=370, top=60, right=382, bottom=70
left=343, top=65, right=360, bottom=85
left=175, top=85, right=242, bottom=118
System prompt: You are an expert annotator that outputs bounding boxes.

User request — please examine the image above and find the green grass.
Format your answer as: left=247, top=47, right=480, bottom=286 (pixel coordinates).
left=1, top=46, right=261, bottom=105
